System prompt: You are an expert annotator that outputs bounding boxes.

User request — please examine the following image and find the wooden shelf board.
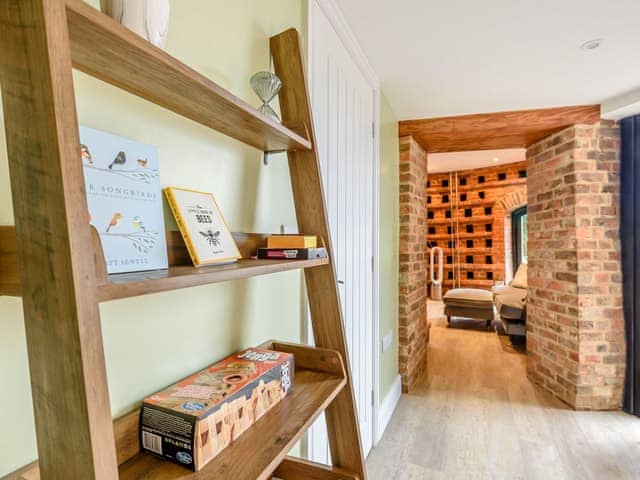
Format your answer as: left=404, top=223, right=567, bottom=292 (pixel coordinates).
left=64, top=0, right=311, bottom=153
left=98, top=257, right=328, bottom=301
left=118, top=368, right=345, bottom=480
left=1, top=227, right=329, bottom=301
left=427, top=232, right=493, bottom=241
left=427, top=178, right=526, bottom=194
left=443, top=279, right=495, bottom=287
left=428, top=216, right=494, bottom=226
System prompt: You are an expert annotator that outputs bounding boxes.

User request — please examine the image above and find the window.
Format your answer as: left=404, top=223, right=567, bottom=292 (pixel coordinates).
left=498, top=172, right=507, bottom=181
left=485, top=206, right=492, bottom=215
left=429, top=226, right=436, bottom=235
left=442, top=195, right=449, bottom=203
left=445, top=210, right=452, bottom=218
left=466, top=240, right=474, bottom=248
left=442, top=179, right=449, bottom=187
left=427, top=211, right=434, bottom=219
left=466, top=255, right=474, bottom=263
left=464, top=208, right=472, bottom=217
left=479, top=191, right=486, bottom=199
left=512, top=206, right=528, bottom=271
left=478, top=175, right=485, bottom=183
left=460, top=177, right=467, bottom=186
left=466, top=224, right=474, bottom=233
left=460, top=193, right=467, bottom=202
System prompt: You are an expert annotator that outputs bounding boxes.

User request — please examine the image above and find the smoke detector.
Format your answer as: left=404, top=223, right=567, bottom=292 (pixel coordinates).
left=581, top=39, right=603, bottom=51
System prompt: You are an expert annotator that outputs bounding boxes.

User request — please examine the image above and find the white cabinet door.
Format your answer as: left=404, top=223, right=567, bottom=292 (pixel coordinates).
left=306, top=0, right=376, bottom=462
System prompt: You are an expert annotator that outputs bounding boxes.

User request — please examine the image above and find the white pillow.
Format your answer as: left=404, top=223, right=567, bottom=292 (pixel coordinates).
left=511, top=262, right=527, bottom=289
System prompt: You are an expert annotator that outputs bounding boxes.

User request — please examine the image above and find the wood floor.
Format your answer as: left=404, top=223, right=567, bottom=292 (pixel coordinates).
left=366, top=301, right=640, bottom=480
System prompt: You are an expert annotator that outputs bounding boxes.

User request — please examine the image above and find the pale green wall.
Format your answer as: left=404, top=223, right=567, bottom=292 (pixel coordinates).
left=0, top=1, right=305, bottom=475
left=378, top=93, right=400, bottom=401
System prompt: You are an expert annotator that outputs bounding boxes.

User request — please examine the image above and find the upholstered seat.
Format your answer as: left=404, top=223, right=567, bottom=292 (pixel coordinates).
left=443, top=288, right=495, bottom=328
left=493, top=263, right=527, bottom=336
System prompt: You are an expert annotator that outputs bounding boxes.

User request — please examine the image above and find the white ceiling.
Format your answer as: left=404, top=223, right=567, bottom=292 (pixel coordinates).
left=335, top=0, right=640, bottom=120
left=428, top=149, right=525, bottom=173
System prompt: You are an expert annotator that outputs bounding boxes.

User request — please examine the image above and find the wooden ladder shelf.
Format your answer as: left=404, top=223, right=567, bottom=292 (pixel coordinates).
left=0, top=1, right=366, bottom=479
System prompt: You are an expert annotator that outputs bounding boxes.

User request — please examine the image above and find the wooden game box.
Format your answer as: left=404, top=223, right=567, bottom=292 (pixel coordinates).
left=140, top=347, right=294, bottom=471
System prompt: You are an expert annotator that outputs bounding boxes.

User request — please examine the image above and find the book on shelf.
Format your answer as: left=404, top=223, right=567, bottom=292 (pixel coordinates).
left=266, top=234, right=317, bottom=249
left=80, top=126, right=168, bottom=274
left=164, top=187, right=241, bottom=267
left=258, top=247, right=328, bottom=260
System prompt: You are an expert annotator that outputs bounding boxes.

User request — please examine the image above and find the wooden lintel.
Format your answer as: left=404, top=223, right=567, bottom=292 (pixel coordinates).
left=399, top=105, right=601, bottom=152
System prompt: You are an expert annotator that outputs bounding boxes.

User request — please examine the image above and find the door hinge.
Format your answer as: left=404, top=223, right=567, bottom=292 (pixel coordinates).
left=372, top=122, right=376, bottom=139
left=371, top=255, right=374, bottom=273
left=371, top=390, right=375, bottom=407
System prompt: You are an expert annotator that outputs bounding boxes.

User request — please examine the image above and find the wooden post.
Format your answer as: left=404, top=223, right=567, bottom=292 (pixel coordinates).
left=0, top=0, right=118, bottom=478
left=271, top=29, right=367, bottom=479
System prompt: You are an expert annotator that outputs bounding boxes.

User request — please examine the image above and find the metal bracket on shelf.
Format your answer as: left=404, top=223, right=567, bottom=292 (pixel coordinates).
left=263, top=149, right=286, bottom=166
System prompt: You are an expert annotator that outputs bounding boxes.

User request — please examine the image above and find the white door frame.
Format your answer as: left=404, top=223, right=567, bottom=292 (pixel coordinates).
left=304, top=0, right=383, bottom=452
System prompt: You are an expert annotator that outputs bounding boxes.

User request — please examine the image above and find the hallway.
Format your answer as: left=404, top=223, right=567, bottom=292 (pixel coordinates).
left=366, top=301, right=640, bottom=480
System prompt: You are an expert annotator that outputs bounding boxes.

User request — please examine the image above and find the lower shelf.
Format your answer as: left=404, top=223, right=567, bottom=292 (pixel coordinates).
left=6, top=342, right=347, bottom=480
left=119, top=369, right=345, bottom=480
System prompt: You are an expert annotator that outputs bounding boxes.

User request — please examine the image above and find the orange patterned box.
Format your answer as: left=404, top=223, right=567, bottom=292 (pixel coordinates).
left=140, top=347, right=294, bottom=471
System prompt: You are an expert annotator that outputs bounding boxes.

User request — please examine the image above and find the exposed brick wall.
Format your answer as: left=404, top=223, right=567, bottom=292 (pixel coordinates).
left=527, top=121, right=625, bottom=410
left=399, top=136, right=429, bottom=392
left=426, top=162, right=527, bottom=293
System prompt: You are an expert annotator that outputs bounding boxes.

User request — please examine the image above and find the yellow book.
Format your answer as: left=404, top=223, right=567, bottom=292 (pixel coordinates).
left=164, top=187, right=241, bottom=267
left=267, top=235, right=317, bottom=249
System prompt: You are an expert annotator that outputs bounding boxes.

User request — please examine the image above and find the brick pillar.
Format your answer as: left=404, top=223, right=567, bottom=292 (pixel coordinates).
left=527, top=121, right=625, bottom=410
left=399, top=135, right=428, bottom=392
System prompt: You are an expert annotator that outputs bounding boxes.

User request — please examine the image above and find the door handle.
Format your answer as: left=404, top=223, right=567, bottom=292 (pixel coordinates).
left=337, top=280, right=345, bottom=285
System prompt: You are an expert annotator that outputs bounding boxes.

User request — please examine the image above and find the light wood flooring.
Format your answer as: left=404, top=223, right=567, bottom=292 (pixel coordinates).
left=366, top=300, right=640, bottom=480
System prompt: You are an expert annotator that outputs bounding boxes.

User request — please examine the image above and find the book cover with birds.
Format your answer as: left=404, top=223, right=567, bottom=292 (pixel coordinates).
left=80, top=126, right=168, bottom=274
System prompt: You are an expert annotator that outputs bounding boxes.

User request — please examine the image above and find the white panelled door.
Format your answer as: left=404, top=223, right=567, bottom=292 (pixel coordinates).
left=306, top=1, right=376, bottom=462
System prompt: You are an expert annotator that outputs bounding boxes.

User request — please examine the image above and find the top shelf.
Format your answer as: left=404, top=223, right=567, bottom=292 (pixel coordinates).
left=65, top=0, right=312, bottom=153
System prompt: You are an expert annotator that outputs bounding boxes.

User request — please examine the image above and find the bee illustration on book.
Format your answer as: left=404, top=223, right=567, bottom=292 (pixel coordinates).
left=108, top=151, right=127, bottom=170
left=200, top=229, right=221, bottom=247
left=80, top=144, right=93, bottom=164
left=137, top=158, right=149, bottom=168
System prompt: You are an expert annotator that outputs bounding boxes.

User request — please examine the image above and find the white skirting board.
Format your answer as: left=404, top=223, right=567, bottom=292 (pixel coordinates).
left=376, top=375, right=402, bottom=443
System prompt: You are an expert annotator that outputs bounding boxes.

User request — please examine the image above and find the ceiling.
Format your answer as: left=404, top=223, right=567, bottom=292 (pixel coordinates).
left=428, top=149, right=524, bottom=173
left=335, top=0, right=640, bottom=121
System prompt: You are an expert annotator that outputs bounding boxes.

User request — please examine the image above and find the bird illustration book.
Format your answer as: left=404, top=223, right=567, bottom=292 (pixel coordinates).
left=164, top=187, right=240, bottom=267
left=80, top=126, right=168, bottom=274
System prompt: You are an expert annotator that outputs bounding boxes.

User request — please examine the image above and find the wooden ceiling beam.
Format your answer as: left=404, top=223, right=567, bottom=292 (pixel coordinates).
left=398, top=105, right=601, bottom=153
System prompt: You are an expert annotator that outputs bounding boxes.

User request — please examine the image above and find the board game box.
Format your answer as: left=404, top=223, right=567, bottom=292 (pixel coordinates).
left=140, top=347, right=294, bottom=471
